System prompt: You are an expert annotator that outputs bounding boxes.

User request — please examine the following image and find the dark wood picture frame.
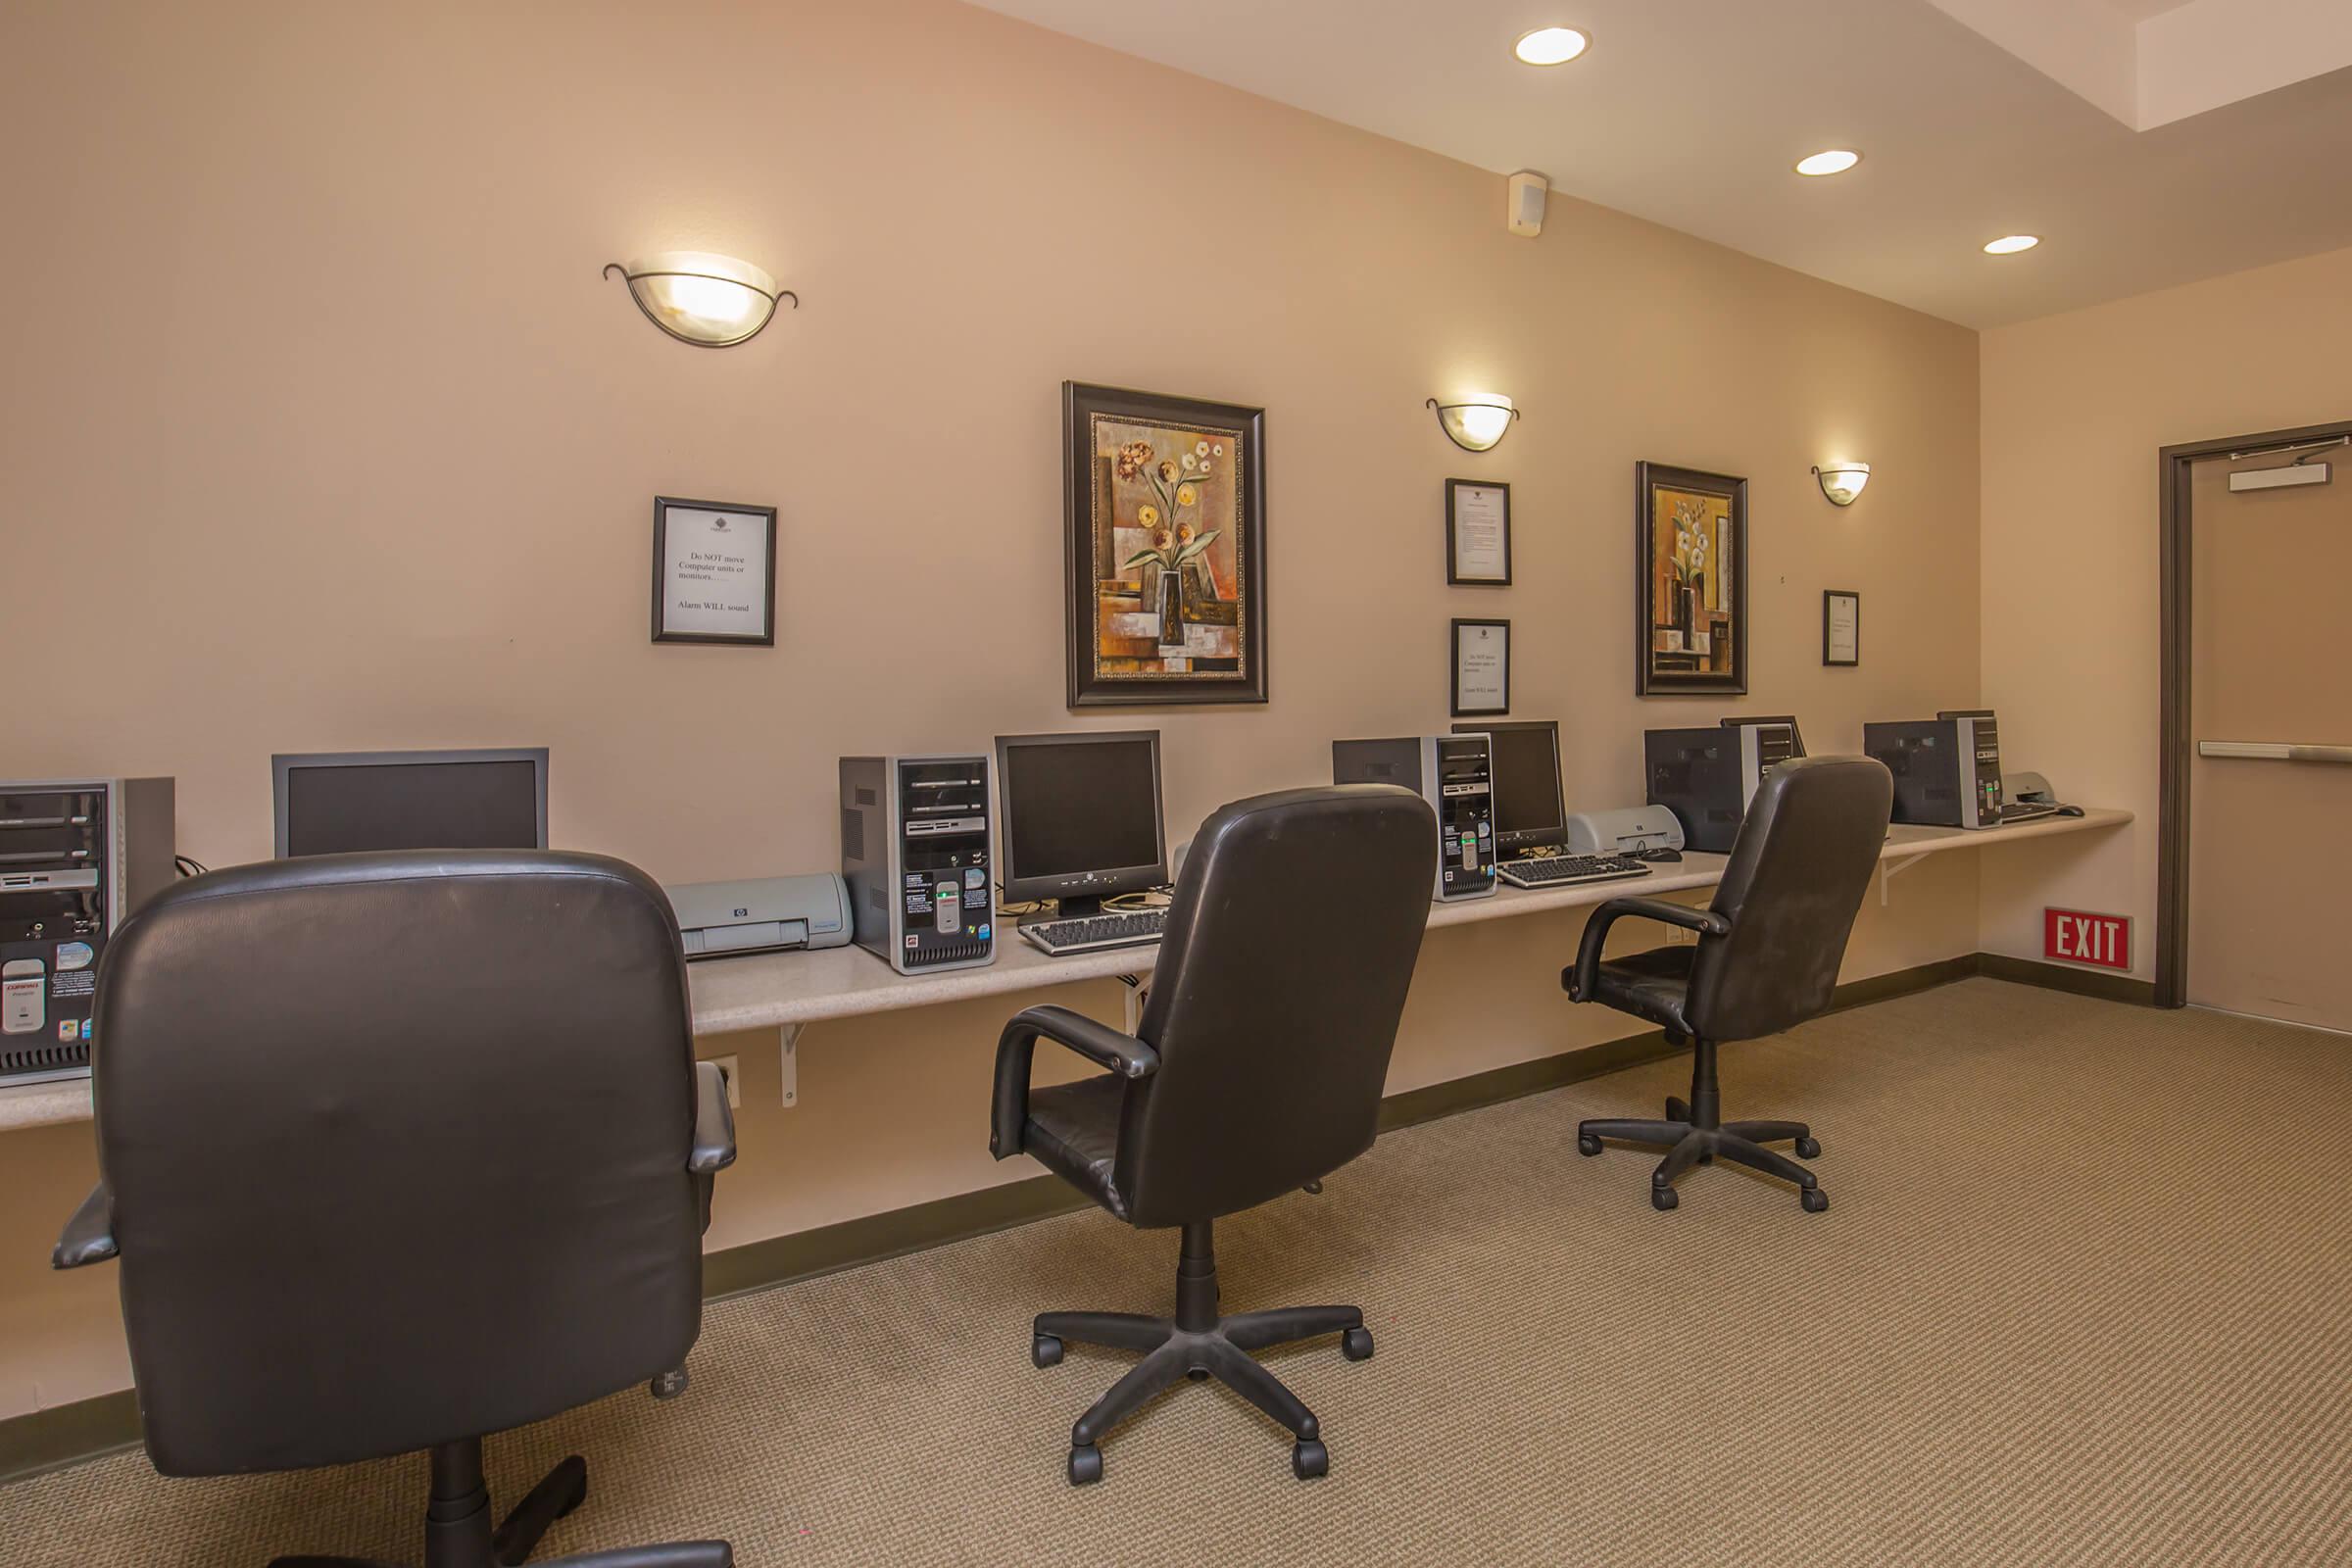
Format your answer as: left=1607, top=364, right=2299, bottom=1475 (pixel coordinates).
left=1444, top=478, right=1513, bottom=585
left=1062, top=381, right=1269, bottom=708
left=651, top=496, right=778, bottom=647
left=1634, top=462, right=1748, bottom=696
left=1449, top=617, right=1511, bottom=717
left=1823, top=589, right=1860, bottom=666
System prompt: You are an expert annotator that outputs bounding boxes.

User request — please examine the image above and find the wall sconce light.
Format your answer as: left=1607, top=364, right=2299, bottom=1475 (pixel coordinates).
left=1427, top=393, right=1519, bottom=452
left=1811, top=462, right=1871, bottom=507
left=604, top=251, right=797, bottom=347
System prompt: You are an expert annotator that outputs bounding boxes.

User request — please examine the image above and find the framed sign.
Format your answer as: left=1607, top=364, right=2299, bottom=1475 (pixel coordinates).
left=652, top=497, right=777, bottom=646
left=1450, top=617, right=1511, bottom=717
left=1445, top=479, right=1512, bottom=585
left=1823, top=589, right=1860, bottom=666
left=1063, top=381, right=1268, bottom=708
left=1635, top=462, right=1747, bottom=696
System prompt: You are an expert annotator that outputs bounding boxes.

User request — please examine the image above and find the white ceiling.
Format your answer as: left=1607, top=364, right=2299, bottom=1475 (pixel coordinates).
left=967, top=0, right=2352, bottom=327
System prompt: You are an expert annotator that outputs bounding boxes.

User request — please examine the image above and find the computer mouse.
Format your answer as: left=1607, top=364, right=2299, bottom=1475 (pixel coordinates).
left=2056, top=805, right=2084, bottom=817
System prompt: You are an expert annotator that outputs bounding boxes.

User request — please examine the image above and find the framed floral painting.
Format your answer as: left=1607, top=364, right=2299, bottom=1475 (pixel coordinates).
left=1635, top=461, right=1747, bottom=696
left=1062, top=382, right=1267, bottom=707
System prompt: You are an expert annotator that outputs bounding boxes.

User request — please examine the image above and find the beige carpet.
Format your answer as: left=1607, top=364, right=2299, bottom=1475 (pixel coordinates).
left=5, top=979, right=2350, bottom=1566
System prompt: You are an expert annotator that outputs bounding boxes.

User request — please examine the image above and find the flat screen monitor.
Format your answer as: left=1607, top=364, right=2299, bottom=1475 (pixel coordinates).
left=272, top=748, right=549, bottom=858
left=994, top=730, right=1166, bottom=918
left=1722, top=713, right=1807, bottom=758
left=1452, top=719, right=1565, bottom=855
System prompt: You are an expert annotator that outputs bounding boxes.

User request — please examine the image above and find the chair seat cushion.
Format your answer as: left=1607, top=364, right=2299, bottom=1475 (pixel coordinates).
left=1023, top=1073, right=1130, bottom=1220
left=1592, top=946, right=1697, bottom=1035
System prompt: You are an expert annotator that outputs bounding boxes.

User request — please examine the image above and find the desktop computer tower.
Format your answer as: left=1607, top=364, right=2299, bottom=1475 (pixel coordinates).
left=1642, top=725, right=1790, bottom=854
left=1332, top=735, right=1495, bottom=902
left=840, top=755, right=998, bottom=974
left=1, top=777, right=174, bottom=1085
left=1865, top=715, right=2004, bottom=828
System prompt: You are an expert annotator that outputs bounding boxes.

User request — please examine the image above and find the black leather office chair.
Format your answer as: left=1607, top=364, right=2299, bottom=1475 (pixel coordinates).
left=1564, top=755, right=1892, bottom=1213
left=990, top=786, right=1436, bottom=1486
left=52, top=851, right=737, bottom=1568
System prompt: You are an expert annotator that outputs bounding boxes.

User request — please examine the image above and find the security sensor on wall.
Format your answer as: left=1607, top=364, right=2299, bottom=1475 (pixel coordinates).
left=1507, top=171, right=1548, bottom=238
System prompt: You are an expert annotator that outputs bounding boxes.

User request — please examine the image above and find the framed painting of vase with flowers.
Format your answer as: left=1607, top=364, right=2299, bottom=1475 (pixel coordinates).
left=1635, top=461, right=1747, bottom=696
left=1062, top=381, right=1267, bottom=708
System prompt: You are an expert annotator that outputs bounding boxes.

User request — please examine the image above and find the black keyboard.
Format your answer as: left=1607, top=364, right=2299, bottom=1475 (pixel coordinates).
left=1021, top=908, right=1169, bottom=956
left=1496, top=855, right=1653, bottom=890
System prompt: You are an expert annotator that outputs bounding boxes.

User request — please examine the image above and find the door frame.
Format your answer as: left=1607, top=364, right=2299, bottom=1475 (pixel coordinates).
left=2156, top=417, right=2352, bottom=1007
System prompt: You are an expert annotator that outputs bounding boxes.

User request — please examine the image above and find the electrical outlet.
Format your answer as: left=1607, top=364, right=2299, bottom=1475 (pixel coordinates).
left=709, top=1054, right=742, bottom=1109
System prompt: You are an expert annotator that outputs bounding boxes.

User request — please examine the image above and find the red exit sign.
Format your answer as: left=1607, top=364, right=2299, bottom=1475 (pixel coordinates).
left=2045, top=908, right=2131, bottom=971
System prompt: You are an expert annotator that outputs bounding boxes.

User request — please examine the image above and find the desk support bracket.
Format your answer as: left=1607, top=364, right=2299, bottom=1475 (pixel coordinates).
left=1118, top=974, right=1146, bottom=1034
left=778, top=1023, right=803, bottom=1109
left=1878, top=853, right=1930, bottom=907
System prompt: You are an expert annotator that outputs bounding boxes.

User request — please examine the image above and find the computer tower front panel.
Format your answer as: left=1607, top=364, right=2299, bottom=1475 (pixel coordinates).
left=1333, top=737, right=1494, bottom=901
left=1953, top=714, right=2005, bottom=829
left=841, top=755, right=996, bottom=974
left=1, top=777, right=173, bottom=1085
left=1429, top=734, right=1496, bottom=902
left=1735, top=723, right=1800, bottom=808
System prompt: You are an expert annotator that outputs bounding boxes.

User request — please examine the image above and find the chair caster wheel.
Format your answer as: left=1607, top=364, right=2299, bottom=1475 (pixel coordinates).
left=1187, top=1368, right=1210, bottom=1381
left=1651, top=1185, right=1679, bottom=1211
left=1795, top=1136, right=1821, bottom=1158
left=1031, top=1335, right=1063, bottom=1369
left=556, top=1456, right=587, bottom=1519
left=1067, top=1444, right=1102, bottom=1486
left=1342, top=1327, right=1375, bottom=1361
left=1577, top=1133, right=1602, bottom=1156
left=1292, top=1440, right=1329, bottom=1480
left=1801, top=1187, right=1829, bottom=1213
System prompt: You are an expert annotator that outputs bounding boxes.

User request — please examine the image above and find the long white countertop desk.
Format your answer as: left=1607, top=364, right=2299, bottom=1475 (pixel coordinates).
left=0, top=808, right=2131, bottom=1134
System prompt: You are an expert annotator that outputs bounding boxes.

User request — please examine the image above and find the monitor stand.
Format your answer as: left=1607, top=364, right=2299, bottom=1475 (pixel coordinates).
left=1041, top=893, right=1106, bottom=922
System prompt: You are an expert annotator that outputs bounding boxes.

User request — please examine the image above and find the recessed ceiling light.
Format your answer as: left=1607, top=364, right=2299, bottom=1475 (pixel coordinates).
left=1984, top=234, right=2040, bottom=255
left=1514, top=26, right=1590, bottom=66
left=1794, top=149, right=1861, bottom=176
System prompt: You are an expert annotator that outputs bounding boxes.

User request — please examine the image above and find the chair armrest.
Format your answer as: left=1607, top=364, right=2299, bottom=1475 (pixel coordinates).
left=989, top=1004, right=1160, bottom=1160
left=689, top=1059, right=737, bottom=1175
left=53, top=1182, right=118, bottom=1269
left=1566, top=896, right=1735, bottom=1002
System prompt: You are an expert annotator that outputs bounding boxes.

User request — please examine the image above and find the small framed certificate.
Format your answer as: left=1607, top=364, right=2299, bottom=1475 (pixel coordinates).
left=1445, top=479, right=1512, bottom=585
left=1823, top=589, right=1860, bottom=666
left=653, top=497, right=777, bottom=646
left=1450, top=617, right=1511, bottom=716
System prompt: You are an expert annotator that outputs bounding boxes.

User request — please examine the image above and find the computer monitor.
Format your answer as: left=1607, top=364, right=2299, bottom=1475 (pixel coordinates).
left=1721, top=713, right=1807, bottom=757
left=993, top=730, right=1167, bottom=919
left=1452, top=719, right=1565, bottom=857
left=272, top=748, right=549, bottom=858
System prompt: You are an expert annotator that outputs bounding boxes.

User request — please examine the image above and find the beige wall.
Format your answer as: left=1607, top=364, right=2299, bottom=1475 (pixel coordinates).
left=0, top=0, right=1981, bottom=1419
left=1979, top=243, right=2352, bottom=977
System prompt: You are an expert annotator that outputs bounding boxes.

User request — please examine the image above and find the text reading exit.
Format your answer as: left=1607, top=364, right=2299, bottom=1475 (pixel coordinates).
left=2044, top=908, right=2130, bottom=971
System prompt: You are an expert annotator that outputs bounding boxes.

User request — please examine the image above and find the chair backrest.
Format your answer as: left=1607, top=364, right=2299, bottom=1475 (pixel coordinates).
left=1113, top=786, right=1436, bottom=1228
left=1686, top=756, right=1893, bottom=1042
left=92, top=851, right=705, bottom=1476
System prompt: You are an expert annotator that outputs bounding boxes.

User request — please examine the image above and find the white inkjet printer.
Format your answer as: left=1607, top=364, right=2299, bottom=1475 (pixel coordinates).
left=664, top=873, right=854, bottom=959
left=1564, top=806, right=1685, bottom=858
